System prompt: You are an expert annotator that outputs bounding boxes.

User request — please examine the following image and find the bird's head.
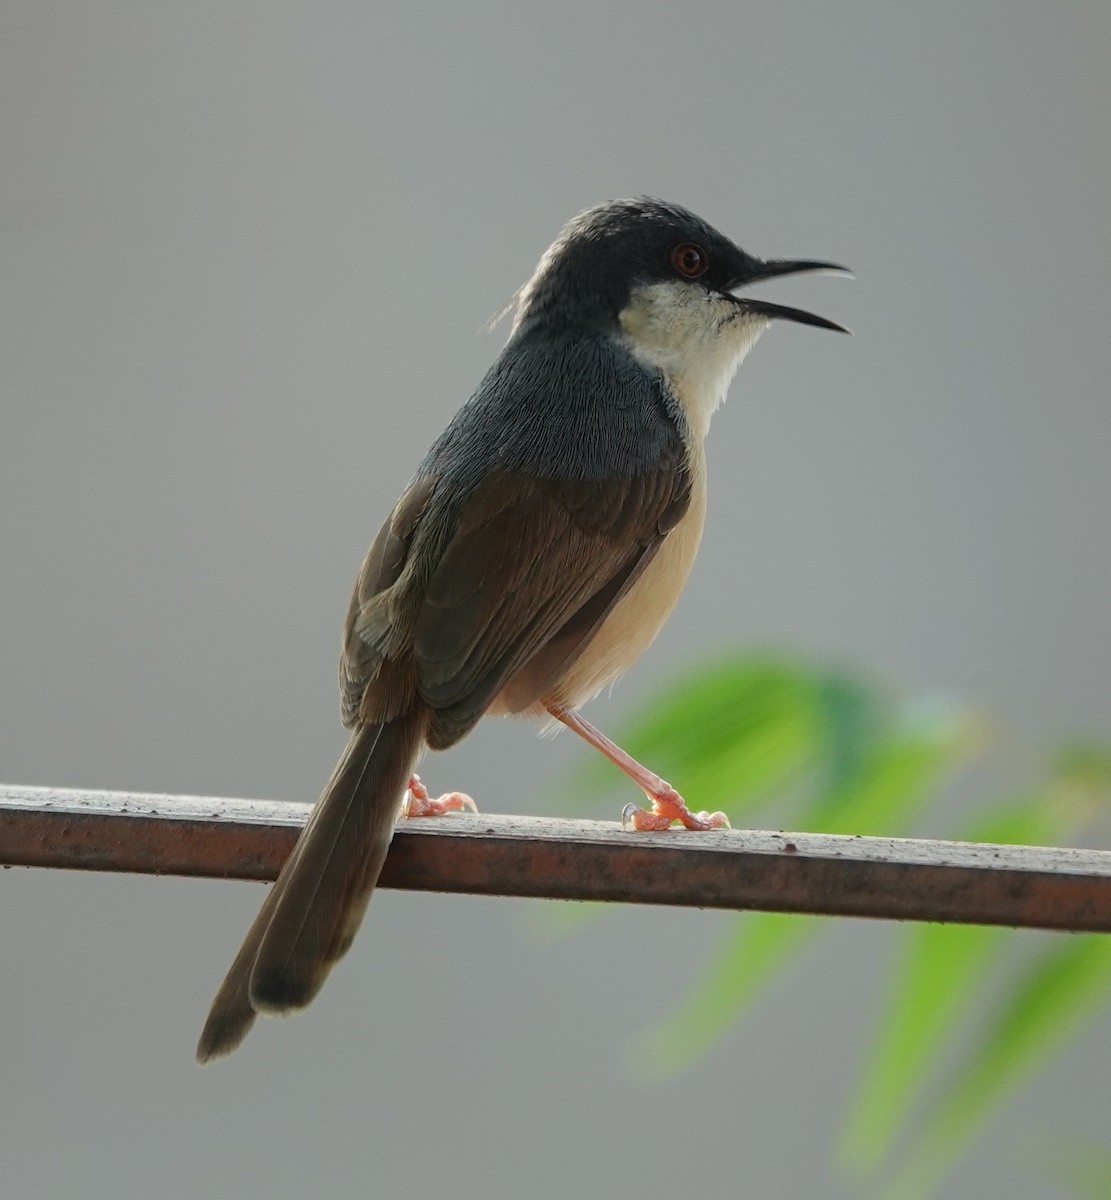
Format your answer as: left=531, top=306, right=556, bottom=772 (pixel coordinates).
left=511, top=198, right=849, bottom=432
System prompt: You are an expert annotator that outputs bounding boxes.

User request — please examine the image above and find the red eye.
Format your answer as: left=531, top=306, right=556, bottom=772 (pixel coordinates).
left=670, top=242, right=708, bottom=279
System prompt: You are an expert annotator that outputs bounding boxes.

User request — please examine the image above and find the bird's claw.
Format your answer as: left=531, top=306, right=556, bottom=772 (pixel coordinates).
left=621, top=795, right=730, bottom=832
left=404, top=774, right=478, bottom=818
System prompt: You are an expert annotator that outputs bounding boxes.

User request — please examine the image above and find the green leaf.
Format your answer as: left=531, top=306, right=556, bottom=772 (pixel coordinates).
left=839, top=805, right=1064, bottom=1178
left=811, top=667, right=887, bottom=790
left=877, top=935, right=1111, bottom=1200
left=632, top=913, right=822, bottom=1077
left=841, top=923, right=1011, bottom=1178
left=803, top=696, right=974, bottom=835
left=1032, top=1133, right=1111, bottom=1200
left=1052, top=741, right=1111, bottom=795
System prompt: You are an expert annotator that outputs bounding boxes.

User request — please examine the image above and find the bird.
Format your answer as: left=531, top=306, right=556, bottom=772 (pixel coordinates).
left=196, top=197, right=848, bottom=1062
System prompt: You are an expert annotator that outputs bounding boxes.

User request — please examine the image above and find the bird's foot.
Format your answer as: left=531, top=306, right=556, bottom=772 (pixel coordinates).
left=621, top=785, right=729, bottom=832
left=404, top=774, right=478, bottom=818
left=542, top=702, right=728, bottom=832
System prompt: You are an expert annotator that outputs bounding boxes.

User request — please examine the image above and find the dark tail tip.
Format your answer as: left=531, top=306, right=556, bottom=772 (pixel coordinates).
left=248, top=966, right=319, bottom=1016
left=196, top=1008, right=257, bottom=1065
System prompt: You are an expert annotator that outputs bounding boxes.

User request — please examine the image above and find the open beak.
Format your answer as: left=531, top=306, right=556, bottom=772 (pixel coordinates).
left=726, top=257, right=852, bottom=333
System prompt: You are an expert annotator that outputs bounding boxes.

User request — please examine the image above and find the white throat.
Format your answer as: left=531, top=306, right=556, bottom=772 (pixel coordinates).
left=616, top=280, right=770, bottom=442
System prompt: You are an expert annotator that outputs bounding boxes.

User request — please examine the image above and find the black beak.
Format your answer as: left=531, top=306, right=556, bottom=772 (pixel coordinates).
left=726, top=256, right=852, bottom=333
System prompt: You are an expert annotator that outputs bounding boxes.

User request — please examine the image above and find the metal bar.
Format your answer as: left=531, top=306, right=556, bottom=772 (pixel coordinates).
left=2, top=783, right=1110, bottom=931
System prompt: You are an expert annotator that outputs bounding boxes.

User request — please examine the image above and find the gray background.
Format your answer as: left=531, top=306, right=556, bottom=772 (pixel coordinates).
left=2, top=3, right=1109, bottom=1197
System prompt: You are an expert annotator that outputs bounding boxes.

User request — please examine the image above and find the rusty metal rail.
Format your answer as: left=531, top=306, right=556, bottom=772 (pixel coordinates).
left=2, top=783, right=1111, bottom=931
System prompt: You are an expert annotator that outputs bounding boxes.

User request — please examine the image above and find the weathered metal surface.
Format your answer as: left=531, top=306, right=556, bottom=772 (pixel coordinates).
left=2, top=783, right=1110, bottom=931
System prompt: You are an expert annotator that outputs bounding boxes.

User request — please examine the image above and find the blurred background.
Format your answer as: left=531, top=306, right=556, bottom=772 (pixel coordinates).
left=2, top=2, right=1109, bottom=1196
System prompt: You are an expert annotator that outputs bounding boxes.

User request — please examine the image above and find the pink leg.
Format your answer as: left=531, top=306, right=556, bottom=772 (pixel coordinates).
left=544, top=704, right=729, bottom=831
left=403, top=774, right=477, bottom=818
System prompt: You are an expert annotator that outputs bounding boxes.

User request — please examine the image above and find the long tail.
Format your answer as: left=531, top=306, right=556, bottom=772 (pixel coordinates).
left=196, top=706, right=428, bottom=1063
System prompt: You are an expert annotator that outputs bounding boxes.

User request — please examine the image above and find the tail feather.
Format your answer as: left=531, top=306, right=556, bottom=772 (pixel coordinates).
left=194, top=837, right=303, bottom=1063
left=196, top=708, right=426, bottom=1064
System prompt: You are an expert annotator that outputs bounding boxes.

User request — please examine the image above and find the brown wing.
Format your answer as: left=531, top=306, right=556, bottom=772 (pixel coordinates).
left=413, top=464, right=690, bottom=747
left=341, top=459, right=690, bottom=747
left=339, top=477, right=433, bottom=727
